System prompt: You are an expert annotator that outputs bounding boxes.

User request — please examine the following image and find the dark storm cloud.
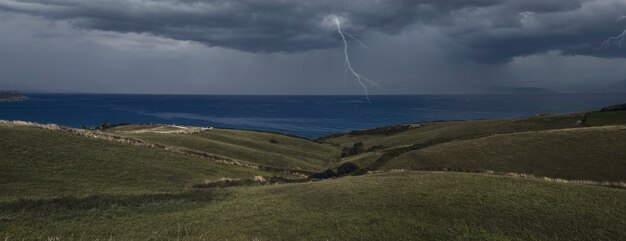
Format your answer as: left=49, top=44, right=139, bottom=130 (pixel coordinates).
left=1, top=0, right=626, bottom=61
left=444, top=0, right=626, bottom=62
left=0, top=0, right=497, bottom=52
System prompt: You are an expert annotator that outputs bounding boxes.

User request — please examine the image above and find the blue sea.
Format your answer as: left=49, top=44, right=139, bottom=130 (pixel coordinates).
left=1, top=93, right=625, bottom=138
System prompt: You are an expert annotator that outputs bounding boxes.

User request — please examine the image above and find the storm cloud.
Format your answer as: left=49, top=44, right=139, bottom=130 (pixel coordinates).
left=2, top=0, right=626, bottom=95
left=1, top=0, right=626, bottom=62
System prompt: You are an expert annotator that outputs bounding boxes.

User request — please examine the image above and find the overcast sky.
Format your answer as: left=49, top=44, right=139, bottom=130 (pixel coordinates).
left=1, top=0, right=626, bottom=94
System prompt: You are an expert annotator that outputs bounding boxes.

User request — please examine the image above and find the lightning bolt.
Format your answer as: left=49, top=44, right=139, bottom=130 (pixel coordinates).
left=602, top=29, right=626, bottom=49
left=343, top=31, right=370, bottom=50
left=334, top=17, right=377, bottom=103
left=601, top=16, right=626, bottom=49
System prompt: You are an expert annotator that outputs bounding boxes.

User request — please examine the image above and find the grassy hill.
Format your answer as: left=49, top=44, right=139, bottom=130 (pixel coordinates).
left=382, top=126, right=626, bottom=182
left=584, top=111, right=626, bottom=126
left=319, top=113, right=585, bottom=150
left=320, top=109, right=626, bottom=183
left=107, top=125, right=341, bottom=171
left=338, top=151, right=384, bottom=168
left=2, top=172, right=624, bottom=240
left=0, top=124, right=284, bottom=201
left=1, top=106, right=626, bottom=240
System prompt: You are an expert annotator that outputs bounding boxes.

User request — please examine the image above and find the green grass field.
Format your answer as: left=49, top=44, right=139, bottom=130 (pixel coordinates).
left=1, top=106, right=625, bottom=240
left=321, top=110, right=626, bottom=183
left=382, top=126, right=626, bottom=182
left=337, top=151, right=384, bottom=168
left=319, top=113, right=585, bottom=150
left=0, top=124, right=282, bottom=201
left=108, top=126, right=341, bottom=171
left=2, top=172, right=625, bottom=241
left=585, top=111, right=626, bottom=126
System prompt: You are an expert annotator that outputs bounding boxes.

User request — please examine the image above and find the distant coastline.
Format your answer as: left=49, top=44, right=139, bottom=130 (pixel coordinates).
left=0, top=91, right=28, bottom=102
left=2, top=93, right=626, bottom=138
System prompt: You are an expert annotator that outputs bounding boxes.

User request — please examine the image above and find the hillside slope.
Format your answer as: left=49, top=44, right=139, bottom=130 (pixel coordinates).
left=0, top=124, right=284, bottom=201
left=382, top=126, right=626, bottom=182
left=108, top=125, right=341, bottom=171
left=1, top=172, right=624, bottom=240
left=319, top=113, right=585, bottom=151
left=320, top=109, right=626, bottom=183
left=2, top=108, right=626, bottom=240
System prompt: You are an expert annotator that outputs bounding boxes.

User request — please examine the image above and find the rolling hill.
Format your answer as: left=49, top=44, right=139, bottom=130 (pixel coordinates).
left=0, top=123, right=287, bottom=201
left=320, top=108, right=626, bottom=184
left=2, top=172, right=625, bottom=240
left=105, top=125, right=341, bottom=171
left=382, top=126, right=626, bottom=182
left=1, top=105, right=625, bottom=240
left=319, top=113, right=586, bottom=150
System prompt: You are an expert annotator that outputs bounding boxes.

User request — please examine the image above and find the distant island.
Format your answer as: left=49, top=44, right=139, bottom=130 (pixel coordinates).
left=0, top=91, right=28, bottom=102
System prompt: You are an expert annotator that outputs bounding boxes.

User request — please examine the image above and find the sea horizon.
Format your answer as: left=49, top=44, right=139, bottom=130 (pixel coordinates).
left=2, top=92, right=626, bottom=138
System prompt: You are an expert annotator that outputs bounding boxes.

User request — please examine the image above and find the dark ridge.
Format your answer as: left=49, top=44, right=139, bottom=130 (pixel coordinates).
left=81, top=122, right=132, bottom=130
left=346, top=125, right=414, bottom=136
left=316, top=120, right=471, bottom=142
left=317, top=125, right=413, bottom=141
left=600, top=103, right=626, bottom=112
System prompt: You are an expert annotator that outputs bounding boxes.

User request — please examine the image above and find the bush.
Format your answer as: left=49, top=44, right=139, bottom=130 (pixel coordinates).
left=270, top=138, right=279, bottom=144
left=99, top=122, right=111, bottom=130
left=342, top=142, right=365, bottom=157
left=310, top=169, right=338, bottom=179
left=336, top=162, right=360, bottom=176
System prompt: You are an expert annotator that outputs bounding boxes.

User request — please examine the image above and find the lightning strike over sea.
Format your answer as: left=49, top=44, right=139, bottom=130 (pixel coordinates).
left=332, top=16, right=377, bottom=103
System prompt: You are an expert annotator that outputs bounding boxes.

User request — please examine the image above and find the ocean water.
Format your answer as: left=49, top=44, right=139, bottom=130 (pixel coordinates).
left=1, top=93, right=626, bottom=138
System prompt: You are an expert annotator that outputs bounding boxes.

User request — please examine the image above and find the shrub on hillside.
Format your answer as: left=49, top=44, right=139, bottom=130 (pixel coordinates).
left=342, top=142, right=365, bottom=157
left=336, top=162, right=360, bottom=176
left=310, top=169, right=338, bottom=179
